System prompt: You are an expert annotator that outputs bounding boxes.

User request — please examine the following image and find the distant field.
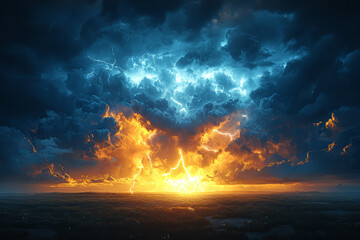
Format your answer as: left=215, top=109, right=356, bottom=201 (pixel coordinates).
left=0, top=192, right=359, bottom=240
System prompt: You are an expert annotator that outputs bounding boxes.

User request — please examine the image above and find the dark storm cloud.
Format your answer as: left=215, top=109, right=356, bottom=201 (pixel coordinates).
left=0, top=0, right=359, bottom=186
left=176, top=46, right=223, bottom=68
left=0, top=126, right=71, bottom=183
left=233, top=0, right=360, bottom=182
left=224, top=30, right=272, bottom=68
left=0, top=0, right=100, bottom=130
left=100, top=0, right=185, bottom=25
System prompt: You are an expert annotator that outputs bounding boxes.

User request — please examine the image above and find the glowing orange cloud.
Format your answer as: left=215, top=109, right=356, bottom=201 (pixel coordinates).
left=35, top=108, right=302, bottom=193
left=313, top=121, right=322, bottom=127
left=162, top=149, right=206, bottom=193
left=24, top=136, right=37, bottom=153
left=341, top=143, right=351, bottom=155
left=325, top=113, right=338, bottom=129
left=327, top=141, right=335, bottom=152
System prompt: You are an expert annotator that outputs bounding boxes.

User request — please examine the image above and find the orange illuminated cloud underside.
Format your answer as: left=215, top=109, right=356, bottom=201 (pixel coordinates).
left=30, top=107, right=341, bottom=194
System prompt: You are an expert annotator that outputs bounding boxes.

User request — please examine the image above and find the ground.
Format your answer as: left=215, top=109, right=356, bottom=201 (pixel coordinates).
left=0, top=192, right=360, bottom=240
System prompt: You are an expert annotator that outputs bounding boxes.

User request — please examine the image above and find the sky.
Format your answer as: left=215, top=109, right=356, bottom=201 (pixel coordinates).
left=0, top=0, right=359, bottom=193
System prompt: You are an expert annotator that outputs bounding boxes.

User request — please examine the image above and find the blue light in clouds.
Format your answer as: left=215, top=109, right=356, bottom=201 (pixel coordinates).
left=82, top=9, right=307, bottom=123
left=86, top=43, right=304, bottom=121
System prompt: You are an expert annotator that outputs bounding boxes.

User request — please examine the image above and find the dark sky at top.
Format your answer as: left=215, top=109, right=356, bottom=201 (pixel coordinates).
left=0, top=0, right=359, bottom=191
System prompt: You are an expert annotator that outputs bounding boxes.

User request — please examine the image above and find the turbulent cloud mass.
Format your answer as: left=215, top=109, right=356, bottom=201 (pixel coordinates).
left=1, top=0, right=360, bottom=192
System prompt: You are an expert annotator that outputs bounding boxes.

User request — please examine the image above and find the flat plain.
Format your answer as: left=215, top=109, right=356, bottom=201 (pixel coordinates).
left=0, top=192, right=359, bottom=240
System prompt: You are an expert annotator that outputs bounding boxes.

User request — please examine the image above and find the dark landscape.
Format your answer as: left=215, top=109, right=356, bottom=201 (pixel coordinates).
left=1, top=192, right=359, bottom=240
